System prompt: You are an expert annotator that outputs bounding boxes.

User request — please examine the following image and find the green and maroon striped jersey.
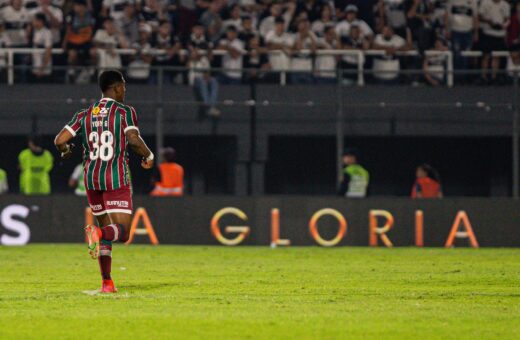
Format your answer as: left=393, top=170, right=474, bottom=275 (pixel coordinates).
left=64, top=97, right=139, bottom=191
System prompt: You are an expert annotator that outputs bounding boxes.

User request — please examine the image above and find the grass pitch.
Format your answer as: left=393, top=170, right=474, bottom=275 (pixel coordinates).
left=0, top=245, right=519, bottom=339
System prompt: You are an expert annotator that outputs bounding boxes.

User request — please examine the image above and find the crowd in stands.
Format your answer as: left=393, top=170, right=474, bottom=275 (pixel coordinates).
left=1, top=0, right=520, bottom=85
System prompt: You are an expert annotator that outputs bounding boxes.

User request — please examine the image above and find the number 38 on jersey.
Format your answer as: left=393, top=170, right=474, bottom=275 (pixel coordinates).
left=89, top=131, right=114, bottom=161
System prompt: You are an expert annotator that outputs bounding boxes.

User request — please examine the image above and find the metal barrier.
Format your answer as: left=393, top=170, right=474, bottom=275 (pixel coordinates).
left=0, top=47, right=482, bottom=86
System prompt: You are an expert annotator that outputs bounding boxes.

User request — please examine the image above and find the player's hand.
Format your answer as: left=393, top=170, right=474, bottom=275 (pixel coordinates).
left=141, top=158, right=154, bottom=169
left=61, top=143, right=75, bottom=160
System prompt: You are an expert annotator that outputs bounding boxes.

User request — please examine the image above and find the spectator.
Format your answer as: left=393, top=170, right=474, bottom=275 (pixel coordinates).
left=335, top=5, right=373, bottom=41
left=200, top=0, right=223, bottom=42
left=31, top=13, right=52, bottom=81
left=336, top=0, right=378, bottom=28
left=63, top=0, right=95, bottom=81
left=290, top=17, right=317, bottom=84
left=244, top=35, right=270, bottom=82
left=150, top=147, right=184, bottom=197
left=372, top=24, right=411, bottom=82
left=265, top=17, right=293, bottom=80
left=18, top=135, right=53, bottom=195
left=151, top=19, right=184, bottom=83
left=295, top=0, right=322, bottom=23
left=188, top=22, right=220, bottom=116
left=507, top=2, right=520, bottom=47
left=223, top=4, right=242, bottom=31
left=218, top=25, right=246, bottom=84
left=339, top=24, right=369, bottom=84
left=1, top=0, right=30, bottom=47
left=238, top=14, right=257, bottom=46
left=91, top=17, right=128, bottom=71
left=423, top=37, right=448, bottom=86
left=507, top=43, right=520, bottom=80
left=311, top=4, right=334, bottom=37
left=0, top=167, right=8, bottom=194
left=315, top=25, right=339, bottom=84
left=445, top=0, right=479, bottom=71
left=139, top=0, right=163, bottom=32
left=338, top=147, right=369, bottom=198
left=127, top=22, right=153, bottom=82
left=431, top=0, right=448, bottom=32
left=116, top=3, right=139, bottom=45
left=378, top=0, right=408, bottom=38
left=411, top=163, right=443, bottom=198
left=405, top=0, right=434, bottom=52
left=259, top=2, right=295, bottom=38
left=478, top=0, right=510, bottom=84
left=69, top=163, right=86, bottom=196
left=0, top=25, right=9, bottom=70
left=102, top=0, right=133, bottom=21
left=29, top=0, right=63, bottom=46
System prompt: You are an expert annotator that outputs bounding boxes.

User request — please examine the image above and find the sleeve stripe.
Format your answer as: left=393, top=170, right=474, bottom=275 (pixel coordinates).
left=64, top=125, right=77, bottom=137
left=124, top=126, right=139, bottom=133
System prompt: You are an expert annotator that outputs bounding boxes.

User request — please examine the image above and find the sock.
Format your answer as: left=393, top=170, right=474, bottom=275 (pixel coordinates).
left=101, top=224, right=125, bottom=242
left=98, top=240, right=112, bottom=280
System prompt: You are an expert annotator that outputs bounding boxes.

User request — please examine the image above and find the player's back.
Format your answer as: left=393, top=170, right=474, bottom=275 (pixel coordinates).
left=66, top=97, right=139, bottom=192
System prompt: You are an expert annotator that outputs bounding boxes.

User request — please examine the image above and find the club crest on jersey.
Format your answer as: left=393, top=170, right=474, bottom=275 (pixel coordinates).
left=92, top=107, right=108, bottom=117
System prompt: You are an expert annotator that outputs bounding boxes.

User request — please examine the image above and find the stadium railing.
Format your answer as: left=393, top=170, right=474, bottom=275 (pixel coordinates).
left=0, top=47, right=515, bottom=87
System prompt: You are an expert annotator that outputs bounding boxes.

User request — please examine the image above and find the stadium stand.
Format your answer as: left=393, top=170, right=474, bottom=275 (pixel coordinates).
left=0, top=0, right=519, bottom=85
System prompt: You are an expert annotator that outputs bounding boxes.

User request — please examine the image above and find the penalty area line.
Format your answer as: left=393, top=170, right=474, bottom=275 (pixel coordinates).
left=81, top=290, right=130, bottom=298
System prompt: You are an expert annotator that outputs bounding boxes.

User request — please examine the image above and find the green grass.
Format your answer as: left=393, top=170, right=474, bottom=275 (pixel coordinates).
left=0, top=245, right=519, bottom=339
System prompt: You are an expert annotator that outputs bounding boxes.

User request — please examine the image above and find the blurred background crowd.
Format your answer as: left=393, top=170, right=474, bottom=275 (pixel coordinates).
left=0, top=0, right=520, bottom=85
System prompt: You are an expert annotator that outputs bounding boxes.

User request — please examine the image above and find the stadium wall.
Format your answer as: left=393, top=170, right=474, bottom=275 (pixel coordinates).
left=0, top=195, right=518, bottom=247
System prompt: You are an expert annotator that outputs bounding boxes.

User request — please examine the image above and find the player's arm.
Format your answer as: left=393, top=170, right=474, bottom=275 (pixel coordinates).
left=126, top=129, right=154, bottom=169
left=54, top=128, right=75, bottom=160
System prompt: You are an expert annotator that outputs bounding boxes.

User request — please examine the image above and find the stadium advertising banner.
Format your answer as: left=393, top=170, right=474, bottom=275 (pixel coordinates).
left=0, top=195, right=519, bottom=247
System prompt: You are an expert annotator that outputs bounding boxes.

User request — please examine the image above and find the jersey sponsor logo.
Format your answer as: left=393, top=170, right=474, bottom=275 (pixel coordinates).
left=90, top=204, right=103, bottom=211
left=92, top=106, right=100, bottom=115
left=106, top=200, right=129, bottom=208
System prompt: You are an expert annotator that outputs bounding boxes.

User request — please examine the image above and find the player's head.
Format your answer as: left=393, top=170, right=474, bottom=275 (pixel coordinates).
left=99, top=70, right=126, bottom=102
left=342, top=147, right=359, bottom=166
left=161, top=147, right=176, bottom=163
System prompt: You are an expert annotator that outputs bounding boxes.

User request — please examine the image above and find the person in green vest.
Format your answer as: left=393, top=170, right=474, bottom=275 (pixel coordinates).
left=18, top=135, right=54, bottom=195
left=338, top=147, right=369, bottom=198
left=0, top=168, right=8, bottom=194
left=69, top=163, right=86, bottom=196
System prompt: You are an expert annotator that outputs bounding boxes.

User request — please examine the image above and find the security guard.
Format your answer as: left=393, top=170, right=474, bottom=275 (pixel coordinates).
left=0, top=168, right=8, bottom=194
left=18, top=135, right=54, bottom=195
left=338, top=148, right=369, bottom=198
left=151, top=147, right=184, bottom=197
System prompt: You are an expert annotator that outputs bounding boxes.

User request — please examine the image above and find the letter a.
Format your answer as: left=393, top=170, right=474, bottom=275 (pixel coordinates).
left=126, top=208, right=159, bottom=245
left=444, top=211, right=479, bottom=248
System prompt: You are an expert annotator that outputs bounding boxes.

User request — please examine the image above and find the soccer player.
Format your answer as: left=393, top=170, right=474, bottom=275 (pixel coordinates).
left=54, top=70, right=154, bottom=293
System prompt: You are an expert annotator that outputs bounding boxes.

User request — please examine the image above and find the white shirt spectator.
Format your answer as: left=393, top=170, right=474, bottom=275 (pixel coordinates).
left=265, top=30, right=293, bottom=70
left=335, top=19, right=373, bottom=39
left=291, top=31, right=317, bottom=72
left=446, top=0, right=477, bottom=33
left=372, top=33, right=406, bottom=80
left=29, top=4, right=63, bottom=44
left=259, top=12, right=292, bottom=38
left=383, top=0, right=407, bottom=29
left=220, top=38, right=246, bottom=79
left=315, top=37, right=337, bottom=78
left=103, top=0, right=133, bottom=21
left=223, top=18, right=242, bottom=31
left=311, top=19, right=332, bottom=37
left=0, top=32, right=10, bottom=68
left=479, top=0, right=510, bottom=38
left=1, top=5, right=30, bottom=46
left=93, top=29, right=123, bottom=68
left=32, top=25, right=52, bottom=75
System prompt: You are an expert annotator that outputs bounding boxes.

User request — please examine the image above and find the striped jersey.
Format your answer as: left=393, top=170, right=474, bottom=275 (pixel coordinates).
left=64, top=97, right=139, bottom=191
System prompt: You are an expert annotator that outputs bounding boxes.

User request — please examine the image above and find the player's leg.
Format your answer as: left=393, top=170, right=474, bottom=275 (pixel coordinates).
left=94, top=186, right=133, bottom=293
left=84, top=189, right=106, bottom=259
